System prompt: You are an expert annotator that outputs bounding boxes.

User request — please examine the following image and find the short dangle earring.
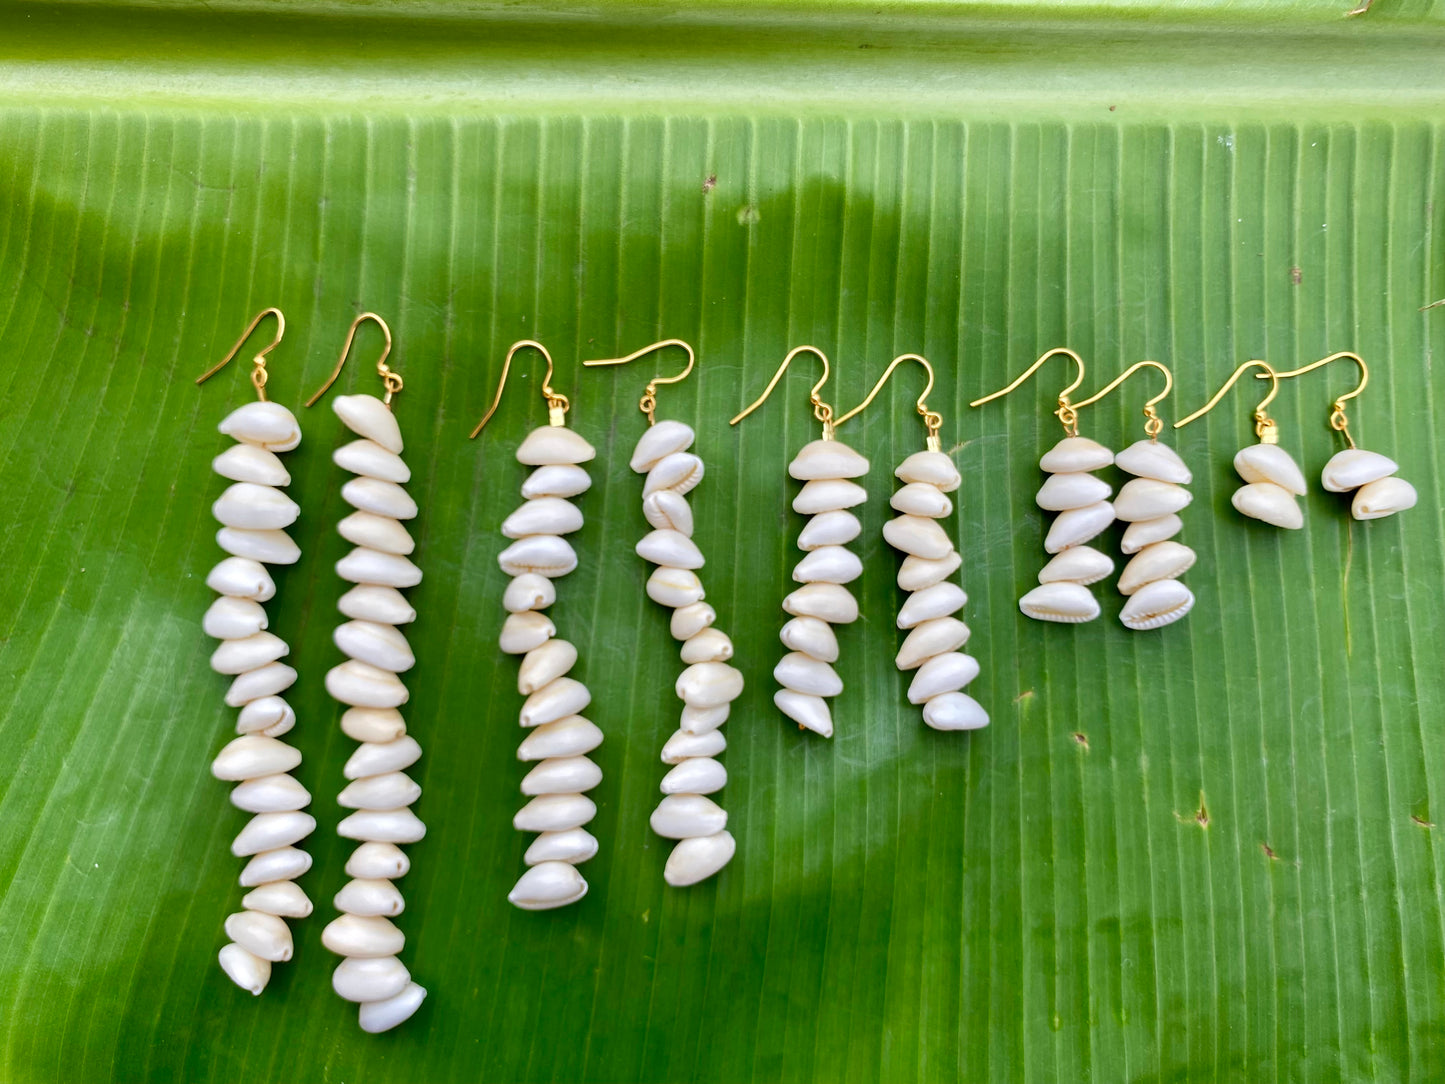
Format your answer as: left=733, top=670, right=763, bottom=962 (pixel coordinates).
left=472, top=342, right=600, bottom=912
left=583, top=340, right=740, bottom=886
left=833, top=354, right=986, bottom=731
left=1267, top=352, right=1417, bottom=520
left=970, top=349, right=1115, bottom=624
left=1072, top=361, right=1196, bottom=630
left=731, top=347, right=868, bottom=740
left=196, top=309, right=314, bottom=996
left=1174, top=361, right=1306, bottom=529
left=306, top=314, right=428, bottom=1034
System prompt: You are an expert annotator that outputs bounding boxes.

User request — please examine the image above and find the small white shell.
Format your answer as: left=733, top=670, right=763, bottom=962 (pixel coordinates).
left=896, top=581, right=967, bottom=629
left=890, top=482, right=952, bottom=518
left=520, top=676, right=592, bottom=728
left=241, top=880, right=313, bottom=918
left=344, top=735, right=423, bottom=779
left=217, top=527, right=301, bottom=566
left=238, top=846, right=312, bottom=887
left=211, top=631, right=288, bottom=675
left=882, top=515, right=953, bottom=560
left=670, top=602, right=716, bottom=640
left=1232, top=482, right=1303, bottom=529
left=1120, top=514, right=1183, bottom=554
left=774, top=689, right=832, bottom=737
left=650, top=794, right=727, bottom=839
left=206, top=557, right=275, bottom=601
left=630, top=419, right=696, bottom=473
left=788, top=438, right=870, bottom=480
left=508, top=861, right=587, bottom=911
left=1034, top=472, right=1112, bottom=512
left=664, top=831, right=736, bottom=887
left=773, top=652, right=842, bottom=696
left=334, top=394, right=403, bottom=454
left=1018, top=581, right=1100, bottom=623
left=520, top=755, right=602, bottom=796
left=524, top=828, right=599, bottom=866
left=792, top=545, right=862, bottom=585
left=642, top=490, right=693, bottom=536
left=1112, top=478, right=1192, bottom=522
left=675, top=662, right=744, bottom=709
left=894, top=450, right=961, bottom=493
left=1043, top=500, right=1114, bottom=553
left=332, top=956, right=411, bottom=1004
left=1321, top=447, right=1397, bottom=492
left=636, top=529, right=705, bottom=570
left=1114, top=439, right=1192, bottom=484
left=516, top=425, right=596, bottom=466
left=895, top=616, right=970, bottom=670
left=680, top=703, right=730, bottom=735
left=513, top=793, right=597, bottom=832
left=907, top=652, right=980, bottom=704
left=1038, top=436, right=1113, bottom=473
left=643, top=452, right=705, bottom=498
left=337, top=771, right=422, bottom=811
left=338, top=511, right=415, bottom=556
left=922, top=692, right=989, bottom=731
left=797, top=509, right=862, bottom=549
left=498, top=534, right=578, bottom=578
left=358, top=982, right=428, bottom=1034
left=1119, top=578, right=1195, bottom=630
left=500, top=610, right=555, bottom=654
left=522, top=464, right=592, bottom=499
left=322, top=914, right=405, bottom=958
left=680, top=628, right=734, bottom=664
left=502, top=498, right=583, bottom=538
left=504, top=574, right=556, bottom=613
left=219, top=401, right=302, bottom=452
left=337, top=547, right=422, bottom=589
left=342, top=476, right=417, bottom=521
left=517, top=715, right=604, bottom=761
left=660, top=757, right=727, bottom=795
left=224, top=661, right=297, bottom=707
left=335, top=620, right=414, bottom=673
left=230, top=773, right=311, bottom=813
left=334, top=877, right=406, bottom=917
left=336, top=807, right=427, bottom=844
left=661, top=729, right=726, bottom=765
left=325, top=659, right=409, bottom=709
left=218, top=943, right=271, bottom=995
left=793, top=478, right=868, bottom=514
left=782, top=582, right=859, bottom=624
left=646, top=566, right=705, bottom=608
left=225, top=910, right=294, bottom=962
left=897, top=551, right=962, bottom=592
left=334, top=439, right=411, bottom=483
left=518, top=638, right=578, bottom=695
left=212, top=735, right=302, bottom=781
left=780, top=615, right=839, bottom=661
left=339, top=585, right=417, bottom=625
left=213, top=483, right=300, bottom=531
left=1352, top=475, right=1417, bottom=520
left=1234, top=443, right=1307, bottom=495
left=1117, top=541, right=1196, bottom=595
left=345, top=841, right=411, bottom=879
left=231, top=810, right=316, bottom=857
left=339, top=707, right=406, bottom=744
left=236, top=697, right=293, bottom=735
left=1037, top=545, right=1115, bottom=586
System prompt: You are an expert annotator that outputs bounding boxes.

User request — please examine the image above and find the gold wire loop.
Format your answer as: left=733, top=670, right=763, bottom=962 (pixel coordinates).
left=581, top=338, right=696, bottom=426
left=305, top=313, right=400, bottom=409
left=1173, top=359, right=1281, bottom=443
left=471, top=340, right=571, bottom=438
left=729, top=345, right=836, bottom=439
left=833, top=353, right=943, bottom=451
left=1259, top=350, right=1368, bottom=449
left=969, top=347, right=1087, bottom=437
left=195, top=307, right=286, bottom=402
left=1073, top=360, right=1175, bottom=441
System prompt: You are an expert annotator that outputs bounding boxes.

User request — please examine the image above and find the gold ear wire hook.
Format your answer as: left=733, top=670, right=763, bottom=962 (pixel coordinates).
left=729, top=345, right=837, bottom=440
left=1073, top=360, right=1174, bottom=441
left=195, top=307, right=285, bottom=401
left=969, top=347, right=1087, bottom=437
left=1173, top=359, right=1281, bottom=443
left=833, top=353, right=943, bottom=451
left=305, top=313, right=402, bottom=409
left=1256, top=350, right=1368, bottom=449
left=581, top=338, right=695, bottom=426
left=470, top=340, right=570, bottom=438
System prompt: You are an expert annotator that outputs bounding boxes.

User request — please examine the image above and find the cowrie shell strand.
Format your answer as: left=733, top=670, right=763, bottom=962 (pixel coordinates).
left=1318, top=447, right=1416, bottom=521
left=1112, top=440, right=1195, bottom=629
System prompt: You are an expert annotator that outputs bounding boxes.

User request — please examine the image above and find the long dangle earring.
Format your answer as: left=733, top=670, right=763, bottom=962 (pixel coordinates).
left=471, top=341, right=600, bottom=912
left=731, top=347, right=868, bottom=740
left=583, top=339, right=740, bottom=886
left=1174, top=361, right=1306, bottom=529
left=306, top=314, right=428, bottom=1034
left=833, top=354, right=987, bottom=731
left=1072, top=361, right=1196, bottom=630
left=970, top=349, right=1116, bottom=624
left=1268, top=352, right=1416, bottom=520
left=196, top=309, right=314, bottom=996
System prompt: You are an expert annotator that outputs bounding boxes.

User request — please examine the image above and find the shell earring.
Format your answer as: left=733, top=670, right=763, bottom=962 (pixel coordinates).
left=833, top=354, right=987, bottom=731
left=1267, top=352, right=1417, bottom=520
left=196, top=308, right=314, bottom=996
left=730, top=347, right=867, bottom=739
left=1073, top=361, right=1196, bottom=630
left=472, top=341, right=600, bottom=912
left=583, top=339, right=741, bottom=886
left=306, top=314, right=428, bottom=1033
left=1174, top=360, right=1306, bottom=529
left=970, top=348, right=1116, bottom=624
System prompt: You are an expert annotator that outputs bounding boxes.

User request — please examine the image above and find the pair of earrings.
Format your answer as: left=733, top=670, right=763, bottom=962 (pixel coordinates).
left=198, top=310, right=426, bottom=1033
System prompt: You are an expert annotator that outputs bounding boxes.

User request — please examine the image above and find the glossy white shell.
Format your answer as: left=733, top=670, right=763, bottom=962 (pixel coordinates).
left=517, top=715, right=604, bottom=761
left=646, top=566, right=705, bottom=607
left=782, top=582, right=859, bottom=623
left=881, top=515, right=953, bottom=560
left=773, top=652, right=842, bottom=696
left=213, top=483, right=300, bottom=530
left=339, top=585, right=416, bottom=626
left=334, top=439, right=410, bottom=484
left=1352, top=475, right=1416, bottom=520
left=1035, top=471, right=1112, bottom=512
left=890, top=482, right=952, bottom=518
left=1321, top=447, right=1398, bottom=492
left=1234, top=443, right=1307, bottom=494
left=501, top=498, right=583, bottom=538
left=1232, top=482, right=1303, bottom=529
left=515, top=425, right=596, bottom=466
left=642, top=490, right=693, bottom=535
left=219, top=401, right=302, bottom=452
left=498, top=534, right=578, bottom=578
left=1119, top=578, right=1196, bottom=630
left=922, top=692, right=989, bottom=731
left=630, top=419, right=695, bottom=473
left=664, top=831, right=737, bottom=887
left=1120, top=514, right=1183, bottom=554
left=788, top=438, right=870, bottom=480
left=342, top=477, right=418, bottom=520
left=774, top=689, right=832, bottom=737
left=894, top=450, right=961, bottom=492
left=650, top=794, right=728, bottom=839
left=635, top=529, right=705, bottom=569
left=661, top=728, right=726, bottom=764
left=508, top=861, right=587, bottom=911
left=792, top=545, right=863, bottom=584
left=522, top=464, right=592, bottom=499
left=643, top=452, right=705, bottom=497
left=219, top=943, right=272, bottom=996
left=1018, top=581, right=1101, bottom=623
left=1037, top=545, right=1115, bottom=586
left=1043, top=500, right=1114, bottom=553
left=1112, top=478, right=1192, bottom=522
left=1117, top=541, right=1196, bottom=595
left=895, top=616, right=970, bottom=670
left=334, top=394, right=403, bottom=453
left=1114, top=439, right=1192, bottom=484
left=503, top=573, right=556, bottom=613
left=797, top=509, right=862, bottom=549
left=339, top=511, right=415, bottom=556
left=792, top=478, right=868, bottom=514
left=1038, top=436, right=1113, bottom=473
left=780, top=615, right=840, bottom=661
left=896, top=581, right=967, bottom=629
left=897, top=551, right=962, bottom=592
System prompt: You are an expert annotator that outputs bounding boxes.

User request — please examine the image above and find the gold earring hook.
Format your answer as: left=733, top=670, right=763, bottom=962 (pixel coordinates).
left=305, top=313, right=402, bottom=409
left=1073, top=360, right=1174, bottom=441
left=1257, top=350, right=1368, bottom=449
left=729, top=345, right=837, bottom=440
left=581, top=338, right=695, bottom=426
left=969, top=347, right=1087, bottom=437
left=470, top=340, right=570, bottom=438
left=832, top=353, right=943, bottom=451
left=1173, top=359, right=1281, bottom=443
left=195, top=307, right=285, bottom=401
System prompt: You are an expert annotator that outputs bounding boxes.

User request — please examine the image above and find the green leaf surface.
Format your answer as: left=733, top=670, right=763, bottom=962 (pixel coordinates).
left=2, top=4, right=1444, bottom=1082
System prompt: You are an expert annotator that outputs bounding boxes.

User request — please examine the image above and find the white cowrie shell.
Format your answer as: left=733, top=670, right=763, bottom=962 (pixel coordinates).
left=894, top=449, right=961, bottom=493
left=1120, top=514, right=1183, bottom=554
left=1038, top=436, right=1113, bottom=473
left=1034, top=472, right=1112, bottom=512
left=338, top=511, right=415, bottom=556
left=518, top=639, right=578, bottom=695
left=218, top=943, right=271, bottom=995
left=211, top=631, right=288, bottom=674
left=499, top=534, right=578, bottom=578
left=1037, top=545, right=1115, bottom=586
left=890, top=482, right=952, bottom=518
left=1232, top=482, right=1303, bottom=529
left=213, top=443, right=290, bottom=486
left=774, top=689, right=833, bottom=737
left=651, top=794, right=727, bottom=839
left=922, top=691, right=989, bottom=731
left=676, top=662, right=744, bottom=709
left=797, top=509, right=862, bottom=549
left=897, top=551, right=962, bottom=592
left=636, top=528, right=705, bottom=569
left=524, top=828, right=599, bottom=866
left=337, top=771, right=422, bottom=811
left=520, top=677, right=592, bottom=728
left=787, top=438, right=870, bottom=480
left=1043, top=500, right=1114, bottom=554
left=1114, top=439, right=1192, bottom=484
left=895, top=616, right=970, bottom=671
left=504, top=573, right=556, bottom=613
left=643, top=452, right=705, bottom=497
left=322, top=914, right=405, bottom=958
left=339, top=584, right=417, bottom=625
left=337, top=547, right=422, bottom=589
left=241, top=880, right=313, bottom=918
left=335, top=620, right=414, bottom=673
left=212, top=735, right=302, bottom=781
left=238, top=846, right=312, bottom=887
left=1117, top=541, right=1197, bottom=595
left=520, top=755, right=602, bottom=796
left=896, top=581, right=968, bottom=629
left=516, top=425, right=596, bottom=466
left=232, top=810, right=316, bottom=856
left=326, top=659, right=408, bottom=709
left=680, top=628, right=733, bottom=664
left=502, top=497, right=584, bottom=538
left=231, top=773, right=311, bottom=813
left=780, top=615, right=839, bottom=661
left=1018, top=581, right=1100, bottom=623
left=225, top=911, right=294, bottom=962
left=340, top=707, right=406, bottom=744
left=907, top=652, right=980, bottom=704
left=236, top=697, right=293, bottom=736
left=1112, top=478, right=1192, bottom=522
left=213, top=483, right=300, bottom=530
left=359, top=982, right=428, bottom=1034
left=1234, top=443, right=1307, bottom=494
left=1352, top=475, right=1417, bottom=520
left=342, top=476, right=417, bottom=520
left=664, top=831, right=736, bottom=887
left=207, top=557, right=275, bottom=601
left=337, top=807, right=427, bottom=844
left=344, top=735, right=423, bottom=779
left=500, top=610, right=555, bottom=654
left=882, top=515, right=954, bottom=560
left=514, top=793, right=597, bottom=832
left=225, top=661, right=297, bottom=707
left=333, top=956, right=411, bottom=1004
left=630, top=419, right=695, bottom=472
left=782, top=582, right=859, bottom=624
left=661, top=728, right=726, bottom=764
left=792, top=545, right=862, bottom=584
left=334, top=438, right=410, bottom=483
left=660, top=757, right=727, bottom=795
left=1120, top=578, right=1196, bottom=630
left=1321, top=447, right=1398, bottom=492
left=642, top=490, right=694, bottom=536
left=773, top=652, right=842, bottom=697
left=217, top=527, right=301, bottom=565
left=670, top=601, right=716, bottom=640
left=680, top=703, right=730, bottom=735
left=517, top=715, right=604, bottom=761
left=346, top=841, right=411, bottom=880
left=647, top=566, right=705, bottom=608
left=334, top=877, right=406, bottom=917
left=219, top=401, right=301, bottom=452
left=509, top=861, right=587, bottom=910
left=793, top=478, right=867, bottom=514
left=334, top=394, right=403, bottom=453
left=522, top=463, right=592, bottom=499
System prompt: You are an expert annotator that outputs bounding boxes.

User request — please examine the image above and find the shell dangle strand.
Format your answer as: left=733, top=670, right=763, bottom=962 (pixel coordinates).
left=309, top=315, right=428, bottom=1034
left=585, top=340, right=740, bottom=886
left=197, top=309, right=315, bottom=996
left=474, top=341, right=601, bottom=912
